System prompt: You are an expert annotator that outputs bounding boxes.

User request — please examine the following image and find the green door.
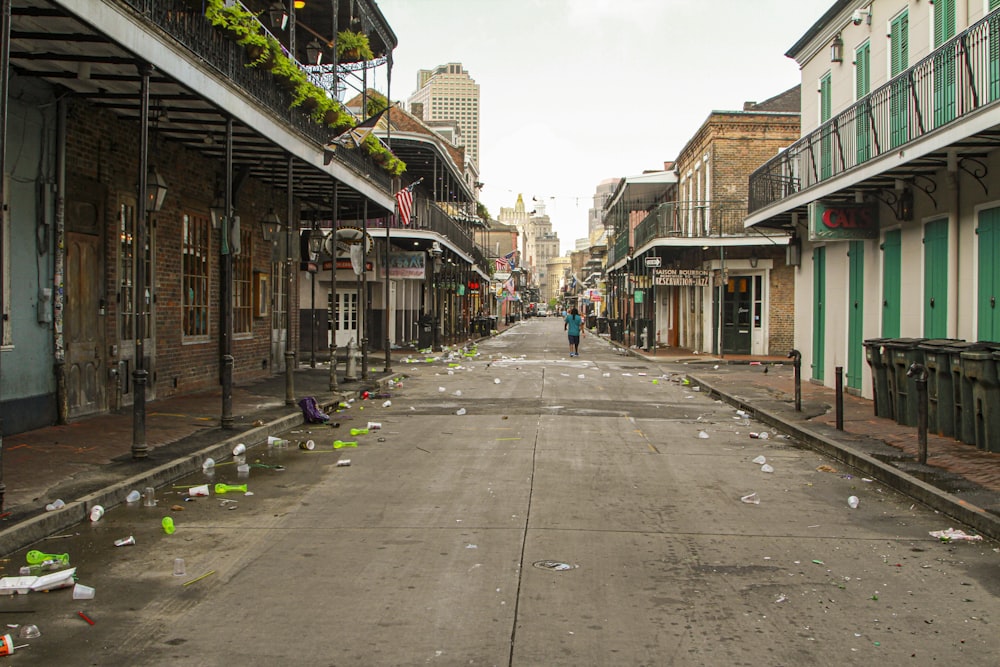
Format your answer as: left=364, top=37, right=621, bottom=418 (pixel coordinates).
left=856, top=42, right=871, bottom=164
left=848, top=241, right=865, bottom=391
left=820, top=72, right=832, bottom=180
left=934, top=0, right=956, bottom=127
left=978, top=207, right=1000, bottom=341
left=923, top=219, right=949, bottom=337
left=890, top=11, right=909, bottom=148
left=813, top=246, right=826, bottom=382
left=882, top=229, right=901, bottom=337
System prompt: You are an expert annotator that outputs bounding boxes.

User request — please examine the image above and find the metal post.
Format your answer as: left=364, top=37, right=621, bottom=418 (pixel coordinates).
left=220, top=116, right=234, bottom=429
left=310, top=224, right=316, bottom=368
left=285, top=155, right=295, bottom=405
left=909, top=362, right=929, bottom=464
left=328, top=185, right=338, bottom=391
left=788, top=349, right=801, bottom=412
left=835, top=365, right=844, bottom=430
left=0, top=0, right=11, bottom=507
left=361, top=200, right=369, bottom=379
left=384, top=202, right=393, bottom=373
left=132, top=62, right=152, bottom=460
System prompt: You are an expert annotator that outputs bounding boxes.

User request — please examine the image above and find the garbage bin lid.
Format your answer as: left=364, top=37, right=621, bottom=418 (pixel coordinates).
left=918, top=338, right=963, bottom=351
left=884, top=337, right=927, bottom=349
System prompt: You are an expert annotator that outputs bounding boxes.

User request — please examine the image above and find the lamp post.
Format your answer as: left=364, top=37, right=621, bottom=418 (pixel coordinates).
left=213, top=115, right=234, bottom=431
left=429, top=241, right=443, bottom=351
left=285, top=156, right=295, bottom=405
left=327, top=186, right=338, bottom=391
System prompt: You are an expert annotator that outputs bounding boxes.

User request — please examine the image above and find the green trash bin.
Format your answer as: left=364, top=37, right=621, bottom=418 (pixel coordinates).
left=885, top=338, right=926, bottom=426
left=947, top=342, right=990, bottom=445
left=864, top=338, right=893, bottom=418
left=918, top=339, right=963, bottom=437
left=961, top=346, right=1000, bottom=453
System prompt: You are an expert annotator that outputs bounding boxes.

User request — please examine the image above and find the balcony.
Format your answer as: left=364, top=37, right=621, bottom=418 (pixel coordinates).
left=632, top=201, right=749, bottom=249
left=749, top=9, right=1000, bottom=215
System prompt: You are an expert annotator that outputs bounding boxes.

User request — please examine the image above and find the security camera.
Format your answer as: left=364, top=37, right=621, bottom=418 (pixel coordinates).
left=851, top=10, right=864, bottom=25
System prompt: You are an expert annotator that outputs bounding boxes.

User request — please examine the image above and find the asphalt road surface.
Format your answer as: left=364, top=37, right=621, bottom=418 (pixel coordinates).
left=7, top=317, right=999, bottom=666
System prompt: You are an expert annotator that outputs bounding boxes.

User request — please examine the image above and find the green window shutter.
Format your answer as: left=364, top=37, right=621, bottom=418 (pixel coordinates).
left=934, top=0, right=955, bottom=47
left=992, top=0, right=1000, bottom=11
left=891, top=11, right=909, bottom=76
left=856, top=43, right=871, bottom=163
left=820, top=73, right=832, bottom=179
left=856, top=42, right=870, bottom=98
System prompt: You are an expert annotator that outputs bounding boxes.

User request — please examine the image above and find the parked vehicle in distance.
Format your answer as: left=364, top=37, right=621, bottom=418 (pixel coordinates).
left=537, top=305, right=548, bottom=317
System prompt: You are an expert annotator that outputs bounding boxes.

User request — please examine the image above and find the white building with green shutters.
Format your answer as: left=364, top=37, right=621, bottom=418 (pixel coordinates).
left=745, top=0, right=1000, bottom=433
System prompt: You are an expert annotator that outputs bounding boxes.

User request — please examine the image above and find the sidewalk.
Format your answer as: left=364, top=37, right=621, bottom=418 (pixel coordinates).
left=615, top=339, right=1000, bottom=541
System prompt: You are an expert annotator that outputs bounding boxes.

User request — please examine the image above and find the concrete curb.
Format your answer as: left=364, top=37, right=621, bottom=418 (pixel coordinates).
left=689, top=373, right=1000, bottom=542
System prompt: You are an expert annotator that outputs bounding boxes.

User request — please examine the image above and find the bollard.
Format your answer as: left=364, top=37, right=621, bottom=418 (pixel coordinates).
left=908, top=362, right=929, bottom=464
left=835, top=366, right=844, bottom=431
left=788, top=349, right=802, bottom=412
left=344, top=338, right=358, bottom=382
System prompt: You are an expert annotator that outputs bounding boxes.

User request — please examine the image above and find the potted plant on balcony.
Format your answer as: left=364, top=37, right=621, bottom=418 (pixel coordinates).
left=205, top=0, right=261, bottom=43
left=243, top=33, right=281, bottom=69
left=336, top=30, right=374, bottom=63
left=270, top=51, right=308, bottom=92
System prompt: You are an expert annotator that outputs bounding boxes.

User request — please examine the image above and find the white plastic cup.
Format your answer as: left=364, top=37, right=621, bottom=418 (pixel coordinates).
left=45, top=499, right=65, bottom=512
left=188, top=484, right=210, bottom=497
left=72, top=583, right=95, bottom=600
left=267, top=436, right=289, bottom=447
left=126, top=490, right=141, bottom=503
left=173, top=558, right=186, bottom=577
left=233, top=443, right=246, bottom=456
left=848, top=495, right=860, bottom=509
left=236, top=463, right=250, bottom=474
left=202, top=457, right=215, bottom=470
left=143, top=487, right=156, bottom=507
left=89, top=505, right=105, bottom=522
left=298, top=440, right=315, bottom=451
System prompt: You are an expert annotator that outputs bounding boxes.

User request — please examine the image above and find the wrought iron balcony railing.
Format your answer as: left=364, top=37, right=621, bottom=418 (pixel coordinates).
left=118, top=0, right=390, bottom=190
left=632, top=201, right=749, bottom=248
left=749, top=9, right=1000, bottom=213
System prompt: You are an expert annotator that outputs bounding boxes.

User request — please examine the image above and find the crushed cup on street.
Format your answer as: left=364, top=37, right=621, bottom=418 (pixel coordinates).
left=752, top=455, right=767, bottom=465
left=382, top=400, right=392, bottom=408
left=760, top=464, right=775, bottom=473
left=45, top=499, right=65, bottom=512
left=114, top=536, right=136, bottom=547
left=336, top=459, right=351, bottom=467
left=758, top=431, right=770, bottom=440
left=740, top=492, right=760, bottom=505
left=456, top=408, right=467, bottom=416
left=366, top=422, right=382, bottom=430
left=267, top=436, right=290, bottom=448
left=233, top=443, right=246, bottom=456
left=697, top=430, right=709, bottom=439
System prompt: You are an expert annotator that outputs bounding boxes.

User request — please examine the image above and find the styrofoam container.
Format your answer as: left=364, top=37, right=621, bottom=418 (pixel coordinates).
left=0, top=576, right=37, bottom=595
left=32, top=567, right=77, bottom=591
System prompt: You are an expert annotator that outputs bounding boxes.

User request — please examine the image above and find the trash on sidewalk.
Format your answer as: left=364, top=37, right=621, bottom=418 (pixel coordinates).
left=202, top=457, right=215, bottom=470
left=760, top=464, right=774, bottom=473
left=267, top=436, right=290, bottom=448
left=382, top=400, right=392, bottom=408
left=162, top=517, right=175, bottom=534
left=77, top=611, right=95, bottom=625
left=336, top=459, right=351, bottom=467
left=740, top=492, right=760, bottom=505
left=44, top=499, right=65, bottom=512
left=298, top=439, right=316, bottom=450
left=697, top=430, right=709, bottom=439
left=752, top=455, right=767, bottom=465
left=126, top=489, right=141, bottom=503
left=214, top=483, right=247, bottom=494
left=26, top=551, right=68, bottom=566
left=816, top=464, right=837, bottom=473
left=298, top=396, right=330, bottom=423
left=233, top=443, right=246, bottom=456
left=89, top=505, right=104, bottom=522
left=848, top=496, right=860, bottom=509
left=456, top=408, right=467, bottom=416
left=72, top=583, right=95, bottom=600
left=929, top=528, right=983, bottom=542
left=114, top=536, right=136, bottom=547
left=333, top=440, right=358, bottom=449
left=0, top=567, right=77, bottom=595
left=188, top=484, right=210, bottom=497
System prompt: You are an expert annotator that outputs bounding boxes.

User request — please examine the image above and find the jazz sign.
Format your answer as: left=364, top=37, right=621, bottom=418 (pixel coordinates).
left=808, top=201, right=879, bottom=241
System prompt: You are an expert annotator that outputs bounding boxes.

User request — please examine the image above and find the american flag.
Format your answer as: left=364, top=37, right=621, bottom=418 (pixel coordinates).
left=395, top=178, right=422, bottom=226
left=494, top=256, right=510, bottom=272
left=503, top=250, right=516, bottom=268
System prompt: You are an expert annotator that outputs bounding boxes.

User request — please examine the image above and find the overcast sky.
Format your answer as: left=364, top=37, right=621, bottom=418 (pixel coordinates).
left=375, top=0, right=834, bottom=253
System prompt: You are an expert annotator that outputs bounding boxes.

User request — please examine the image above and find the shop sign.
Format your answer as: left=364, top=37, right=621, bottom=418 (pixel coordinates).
left=653, top=268, right=711, bottom=286
left=808, top=201, right=879, bottom=240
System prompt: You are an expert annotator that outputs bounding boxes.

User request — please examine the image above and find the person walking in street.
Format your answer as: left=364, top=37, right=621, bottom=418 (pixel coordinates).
left=564, top=307, right=583, bottom=357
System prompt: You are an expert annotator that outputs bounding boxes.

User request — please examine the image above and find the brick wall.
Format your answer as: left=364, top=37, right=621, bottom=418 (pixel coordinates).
left=65, top=100, right=297, bottom=402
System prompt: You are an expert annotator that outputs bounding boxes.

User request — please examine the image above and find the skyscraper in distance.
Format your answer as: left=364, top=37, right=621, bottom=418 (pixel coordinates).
left=407, top=63, right=480, bottom=167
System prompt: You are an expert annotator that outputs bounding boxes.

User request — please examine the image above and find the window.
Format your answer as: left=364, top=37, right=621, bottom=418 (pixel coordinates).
left=234, top=226, right=253, bottom=335
left=182, top=212, right=210, bottom=339
left=118, top=200, right=151, bottom=341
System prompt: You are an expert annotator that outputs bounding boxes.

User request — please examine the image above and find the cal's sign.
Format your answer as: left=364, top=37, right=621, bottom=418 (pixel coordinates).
left=808, top=201, right=879, bottom=241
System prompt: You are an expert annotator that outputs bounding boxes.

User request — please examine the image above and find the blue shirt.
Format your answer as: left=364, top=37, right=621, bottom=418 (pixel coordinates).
left=565, top=313, right=582, bottom=336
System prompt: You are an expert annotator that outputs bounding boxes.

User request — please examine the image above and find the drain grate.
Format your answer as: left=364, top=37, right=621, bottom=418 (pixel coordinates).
left=533, top=560, right=578, bottom=571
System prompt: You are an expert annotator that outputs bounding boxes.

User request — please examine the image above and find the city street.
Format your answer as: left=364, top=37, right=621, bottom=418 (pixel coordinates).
left=6, top=317, right=999, bottom=666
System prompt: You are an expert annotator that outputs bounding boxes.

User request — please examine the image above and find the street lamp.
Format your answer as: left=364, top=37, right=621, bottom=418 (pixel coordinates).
left=307, top=229, right=324, bottom=367
left=429, top=241, right=443, bottom=351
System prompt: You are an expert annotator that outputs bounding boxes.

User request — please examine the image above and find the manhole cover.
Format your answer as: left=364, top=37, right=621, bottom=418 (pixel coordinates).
left=533, top=560, right=578, bottom=571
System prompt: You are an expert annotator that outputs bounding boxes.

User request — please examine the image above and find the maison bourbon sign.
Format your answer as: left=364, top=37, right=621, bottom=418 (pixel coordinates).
left=653, top=269, right=711, bottom=286
left=808, top=201, right=879, bottom=241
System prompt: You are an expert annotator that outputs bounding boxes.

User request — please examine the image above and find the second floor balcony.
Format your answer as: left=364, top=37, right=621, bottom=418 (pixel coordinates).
left=749, top=8, right=1000, bottom=221
left=633, top=201, right=750, bottom=249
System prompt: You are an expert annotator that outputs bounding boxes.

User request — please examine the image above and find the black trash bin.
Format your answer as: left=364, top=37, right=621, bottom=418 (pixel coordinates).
left=488, top=316, right=497, bottom=333
left=961, top=345, right=1000, bottom=452
left=864, top=338, right=893, bottom=418
left=885, top=338, right=926, bottom=426
left=597, top=317, right=608, bottom=334
left=418, top=317, right=433, bottom=349
left=587, top=314, right=597, bottom=329
left=948, top=342, right=984, bottom=445
left=609, top=318, right=623, bottom=342
left=918, top=339, right=963, bottom=437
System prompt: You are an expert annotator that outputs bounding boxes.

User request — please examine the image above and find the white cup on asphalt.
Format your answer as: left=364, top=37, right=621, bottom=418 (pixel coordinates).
left=233, top=443, right=246, bottom=456
left=73, top=584, right=95, bottom=600
left=89, top=505, right=104, bottom=522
